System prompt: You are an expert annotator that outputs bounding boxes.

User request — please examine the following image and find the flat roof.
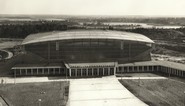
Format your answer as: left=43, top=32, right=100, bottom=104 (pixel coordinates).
left=118, top=60, right=185, bottom=71
left=12, top=63, right=65, bottom=69
left=22, top=30, right=154, bottom=45
left=66, top=62, right=118, bottom=68
left=12, top=60, right=185, bottom=71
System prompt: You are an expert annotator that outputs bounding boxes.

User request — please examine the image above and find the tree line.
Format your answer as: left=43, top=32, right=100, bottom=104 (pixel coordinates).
left=0, top=21, right=68, bottom=38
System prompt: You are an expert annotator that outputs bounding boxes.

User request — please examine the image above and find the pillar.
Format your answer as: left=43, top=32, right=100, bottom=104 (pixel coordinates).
left=81, top=69, right=82, bottom=76
left=53, top=68, right=55, bottom=75
left=31, top=69, right=33, bottom=75
left=179, top=70, right=181, bottom=76
left=14, top=69, right=16, bottom=76
left=86, top=68, right=88, bottom=76
left=97, top=68, right=99, bottom=76
left=114, top=67, right=116, bottom=75
left=59, top=68, right=61, bottom=74
left=132, top=66, right=134, bottom=72
left=92, top=68, right=94, bottom=76
left=137, top=66, right=139, bottom=72
left=69, top=68, right=71, bottom=77
left=103, top=68, right=105, bottom=76
left=147, top=66, right=149, bottom=72
left=157, top=66, right=159, bottom=72
left=108, top=68, right=110, bottom=75
left=48, top=68, right=50, bottom=74
left=75, top=69, right=77, bottom=77
left=37, top=68, right=39, bottom=75
left=42, top=68, right=44, bottom=74
left=142, top=66, right=144, bottom=72
left=20, top=69, right=22, bottom=75
left=178, top=70, right=180, bottom=76
left=182, top=71, right=184, bottom=77
left=181, top=71, right=183, bottom=77
left=26, top=69, right=27, bottom=75
left=152, top=66, right=154, bottom=72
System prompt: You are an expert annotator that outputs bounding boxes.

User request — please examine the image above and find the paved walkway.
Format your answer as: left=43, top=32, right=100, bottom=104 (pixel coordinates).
left=0, top=76, right=167, bottom=84
left=117, top=76, right=167, bottom=80
left=0, top=97, right=8, bottom=106
left=67, top=77, right=148, bottom=106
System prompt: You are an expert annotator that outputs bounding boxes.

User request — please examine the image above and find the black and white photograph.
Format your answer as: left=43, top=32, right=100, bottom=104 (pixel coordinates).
left=0, top=0, right=185, bottom=106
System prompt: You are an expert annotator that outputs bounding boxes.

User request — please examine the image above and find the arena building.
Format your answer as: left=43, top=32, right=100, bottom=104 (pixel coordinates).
left=12, top=30, right=156, bottom=77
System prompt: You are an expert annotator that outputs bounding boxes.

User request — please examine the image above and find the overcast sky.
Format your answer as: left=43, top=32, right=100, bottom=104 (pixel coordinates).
left=0, top=0, right=185, bottom=16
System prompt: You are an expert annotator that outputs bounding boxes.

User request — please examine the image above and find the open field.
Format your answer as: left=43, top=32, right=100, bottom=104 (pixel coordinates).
left=116, top=73, right=162, bottom=77
left=119, top=78, right=185, bottom=106
left=0, top=40, right=22, bottom=49
left=0, top=81, right=69, bottom=106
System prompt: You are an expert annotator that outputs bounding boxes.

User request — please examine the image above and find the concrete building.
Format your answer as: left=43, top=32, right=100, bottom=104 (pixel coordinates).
left=12, top=30, right=157, bottom=77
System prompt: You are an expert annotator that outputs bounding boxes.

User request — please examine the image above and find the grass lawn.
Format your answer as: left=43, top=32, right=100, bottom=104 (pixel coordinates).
left=119, top=79, right=185, bottom=106
left=116, top=73, right=162, bottom=77
left=0, top=81, right=69, bottom=106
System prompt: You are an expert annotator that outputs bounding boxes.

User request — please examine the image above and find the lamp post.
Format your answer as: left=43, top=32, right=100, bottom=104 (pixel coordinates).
left=184, top=91, right=185, bottom=106
left=38, top=99, right=41, bottom=106
left=121, top=68, right=123, bottom=80
left=14, top=70, right=16, bottom=84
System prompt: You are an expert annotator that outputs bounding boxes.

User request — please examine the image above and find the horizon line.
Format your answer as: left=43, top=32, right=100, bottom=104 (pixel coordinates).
left=1, top=14, right=185, bottom=18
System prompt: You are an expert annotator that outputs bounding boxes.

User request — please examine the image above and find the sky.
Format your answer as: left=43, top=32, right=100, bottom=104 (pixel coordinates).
left=0, top=0, right=185, bottom=16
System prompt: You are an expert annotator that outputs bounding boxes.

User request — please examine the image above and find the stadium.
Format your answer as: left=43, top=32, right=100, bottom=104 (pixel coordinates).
left=11, top=30, right=159, bottom=77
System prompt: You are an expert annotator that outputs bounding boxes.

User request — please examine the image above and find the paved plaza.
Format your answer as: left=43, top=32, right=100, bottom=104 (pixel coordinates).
left=67, top=77, right=148, bottom=106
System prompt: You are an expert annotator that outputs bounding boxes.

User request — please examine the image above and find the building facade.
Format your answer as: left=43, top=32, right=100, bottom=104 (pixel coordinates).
left=12, top=30, right=155, bottom=77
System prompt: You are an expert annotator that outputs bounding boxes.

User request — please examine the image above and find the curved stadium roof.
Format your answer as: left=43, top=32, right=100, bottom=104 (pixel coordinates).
left=22, top=30, right=154, bottom=45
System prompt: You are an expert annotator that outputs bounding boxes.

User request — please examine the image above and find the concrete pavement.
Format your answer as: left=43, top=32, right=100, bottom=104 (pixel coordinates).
left=0, top=76, right=167, bottom=84
left=67, top=76, right=148, bottom=106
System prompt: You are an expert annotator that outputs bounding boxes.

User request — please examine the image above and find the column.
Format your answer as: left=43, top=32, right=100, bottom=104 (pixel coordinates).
left=176, top=70, right=177, bottom=76
left=137, top=66, right=139, bottom=72
left=142, top=66, right=144, bottom=72
left=103, top=68, right=105, bottom=76
left=59, top=68, right=61, bottom=74
left=108, top=68, right=110, bottom=75
left=92, top=68, right=94, bottom=76
left=20, top=69, right=22, bottom=75
left=181, top=71, right=183, bottom=77
left=114, top=67, right=116, bottom=75
left=26, top=69, right=27, bottom=75
left=14, top=69, right=16, bottom=76
left=132, top=66, right=135, bottom=72
left=178, top=70, right=180, bottom=76
left=75, top=69, right=77, bottom=77
left=122, top=67, right=124, bottom=74
left=42, top=68, right=44, bottom=74
left=97, top=68, right=99, bottom=76
left=152, top=66, right=154, bottom=72
left=81, top=69, right=82, bottom=76
left=86, top=68, right=88, bottom=76
left=179, top=70, right=181, bottom=76
left=157, top=66, right=159, bottom=72
left=53, top=68, right=55, bottom=75
left=48, top=68, right=50, bottom=74
left=31, top=69, right=33, bottom=75
left=147, top=66, right=149, bottom=72
left=69, top=68, right=71, bottom=77
left=37, top=68, right=39, bottom=75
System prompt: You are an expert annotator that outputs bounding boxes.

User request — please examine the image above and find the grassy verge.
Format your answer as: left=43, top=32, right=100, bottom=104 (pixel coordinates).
left=116, top=73, right=162, bottom=77
left=119, top=79, right=185, bottom=106
left=0, top=81, right=69, bottom=106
